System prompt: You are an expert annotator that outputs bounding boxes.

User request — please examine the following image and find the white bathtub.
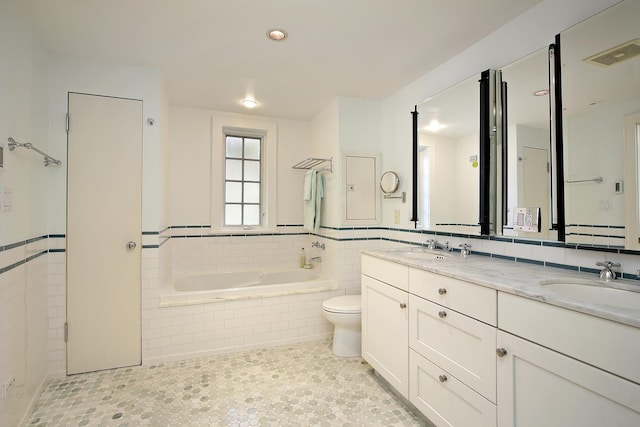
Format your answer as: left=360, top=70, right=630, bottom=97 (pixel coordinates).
left=160, top=269, right=337, bottom=307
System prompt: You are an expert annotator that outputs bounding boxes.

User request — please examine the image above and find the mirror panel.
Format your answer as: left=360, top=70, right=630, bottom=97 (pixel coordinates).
left=416, top=74, right=482, bottom=235
left=561, top=0, right=640, bottom=248
left=500, top=47, right=558, bottom=241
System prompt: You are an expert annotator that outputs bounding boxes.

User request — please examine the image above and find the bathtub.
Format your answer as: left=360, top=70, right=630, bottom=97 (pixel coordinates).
left=159, top=269, right=337, bottom=307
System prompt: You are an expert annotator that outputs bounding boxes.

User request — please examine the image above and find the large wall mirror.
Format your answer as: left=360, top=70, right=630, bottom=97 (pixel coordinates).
left=416, top=74, right=482, bottom=235
left=561, top=0, right=640, bottom=249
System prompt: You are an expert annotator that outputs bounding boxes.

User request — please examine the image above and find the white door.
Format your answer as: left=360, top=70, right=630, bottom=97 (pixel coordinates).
left=67, top=93, right=142, bottom=375
left=522, top=146, right=549, bottom=238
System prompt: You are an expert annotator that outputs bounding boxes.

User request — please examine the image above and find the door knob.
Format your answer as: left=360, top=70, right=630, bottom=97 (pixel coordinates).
left=400, top=302, right=407, bottom=309
left=496, top=348, right=507, bottom=357
left=438, top=311, right=447, bottom=319
left=126, top=241, right=137, bottom=250
left=438, top=374, right=447, bottom=383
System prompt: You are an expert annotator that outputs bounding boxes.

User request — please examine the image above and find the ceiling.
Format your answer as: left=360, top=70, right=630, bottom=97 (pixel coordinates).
left=21, top=0, right=542, bottom=120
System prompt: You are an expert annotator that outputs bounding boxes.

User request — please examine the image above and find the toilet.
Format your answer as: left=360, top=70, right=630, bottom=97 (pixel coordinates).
left=322, top=295, right=362, bottom=357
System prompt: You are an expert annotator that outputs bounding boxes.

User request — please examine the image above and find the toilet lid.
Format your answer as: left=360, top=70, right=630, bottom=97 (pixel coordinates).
left=323, top=295, right=361, bottom=313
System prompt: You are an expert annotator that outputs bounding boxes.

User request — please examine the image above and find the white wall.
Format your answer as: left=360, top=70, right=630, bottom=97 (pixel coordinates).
left=169, top=107, right=310, bottom=227
left=0, top=1, right=50, bottom=425
left=565, top=98, right=640, bottom=227
left=310, top=98, right=340, bottom=226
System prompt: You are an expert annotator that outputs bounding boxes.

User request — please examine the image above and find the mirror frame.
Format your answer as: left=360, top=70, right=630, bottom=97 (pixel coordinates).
left=380, top=171, right=400, bottom=194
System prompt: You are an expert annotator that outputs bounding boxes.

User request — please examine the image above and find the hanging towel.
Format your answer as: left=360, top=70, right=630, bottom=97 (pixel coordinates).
left=303, top=170, right=317, bottom=231
left=314, top=172, right=324, bottom=230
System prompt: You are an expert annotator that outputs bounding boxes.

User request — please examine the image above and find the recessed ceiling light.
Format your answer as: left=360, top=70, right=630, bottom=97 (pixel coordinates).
left=242, top=99, right=258, bottom=109
left=267, top=29, right=288, bottom=41
left=534, top=89, right=549, bottom=96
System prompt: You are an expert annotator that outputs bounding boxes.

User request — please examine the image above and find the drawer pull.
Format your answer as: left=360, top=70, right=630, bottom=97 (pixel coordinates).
left=438, top=288, right=447, bottom=295
left=400, top=302, right=407, bottom=309
left=496, top=348, right=507, bottom=357
left=438, top=374, right=447, bottom=383
left=438, top=311, right=447, bottom=319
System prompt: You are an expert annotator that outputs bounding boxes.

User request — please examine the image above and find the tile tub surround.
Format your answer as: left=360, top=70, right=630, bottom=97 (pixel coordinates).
left=25, top=339, right=426, bottom=427
left=363, top=248, right=640, bottom=328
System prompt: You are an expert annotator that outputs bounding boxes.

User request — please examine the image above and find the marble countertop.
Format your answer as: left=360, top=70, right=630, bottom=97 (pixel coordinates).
left=362, top=248, right=640, bottom=329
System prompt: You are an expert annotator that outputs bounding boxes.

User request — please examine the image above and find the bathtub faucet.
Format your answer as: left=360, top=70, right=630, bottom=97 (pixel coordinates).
left=312, top=241, right=326, bottom=250
left=309, top=256, right=323, bottom=262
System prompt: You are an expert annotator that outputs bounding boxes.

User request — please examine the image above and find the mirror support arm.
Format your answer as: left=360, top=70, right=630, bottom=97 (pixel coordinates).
left=411, top=106, right=419, bottom=228
left=550, top=37, right=566, bottom=240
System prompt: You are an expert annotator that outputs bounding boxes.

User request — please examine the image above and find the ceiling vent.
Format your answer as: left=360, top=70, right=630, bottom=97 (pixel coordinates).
left=584, top=39, right=640, bottom=67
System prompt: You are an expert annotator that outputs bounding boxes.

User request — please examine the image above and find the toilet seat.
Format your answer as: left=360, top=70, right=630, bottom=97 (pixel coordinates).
left=322, top=295, right=361, bottom=314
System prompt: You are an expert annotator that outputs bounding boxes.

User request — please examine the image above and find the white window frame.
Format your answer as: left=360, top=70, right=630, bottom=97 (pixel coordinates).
left=211, top=115, right=277, bottom=233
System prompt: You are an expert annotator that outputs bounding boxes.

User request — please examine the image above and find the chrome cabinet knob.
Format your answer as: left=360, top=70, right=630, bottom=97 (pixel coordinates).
left=438, top=311, right=447, bottom=319
left=438, top=288, right=447, bottom=295
left=400, top=302, right=407, bottom=309
left=496, top=348, right=507, bottom=357
left=126, top=241, right=137, bottom=250
left=438, top=374, right=447, bottom=383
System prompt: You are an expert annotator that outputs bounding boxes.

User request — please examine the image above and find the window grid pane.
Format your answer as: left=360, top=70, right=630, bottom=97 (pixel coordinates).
left=224, top=135, right=262, bottom=226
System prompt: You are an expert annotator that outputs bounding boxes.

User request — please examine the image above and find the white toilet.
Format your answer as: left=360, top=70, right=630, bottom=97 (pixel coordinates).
left=322, top=295, right=362, bottom=357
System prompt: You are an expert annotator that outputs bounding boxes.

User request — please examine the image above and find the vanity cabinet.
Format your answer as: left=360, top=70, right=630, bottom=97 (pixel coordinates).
left=361, top=255, right=409, bottom=397
left=497, top=292, right=640, bottom=426
left=361, top=253, right=640, bottom=426
left=408, top=268, right=497, bottom=426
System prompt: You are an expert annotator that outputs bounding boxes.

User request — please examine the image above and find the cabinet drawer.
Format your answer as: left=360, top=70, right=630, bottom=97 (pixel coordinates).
left=410, top=294, right=496, bottom=402
left=409, top=268, right=497, bottom=325
left=410, top=349, right=496, bottom=427
left=362, top=255, right=409, bottom=291
left=499, top=292, right=640, bottom=385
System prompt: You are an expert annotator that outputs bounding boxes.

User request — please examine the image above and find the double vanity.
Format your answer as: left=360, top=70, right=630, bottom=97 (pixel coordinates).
left=361, top=248, right=640, bottom=426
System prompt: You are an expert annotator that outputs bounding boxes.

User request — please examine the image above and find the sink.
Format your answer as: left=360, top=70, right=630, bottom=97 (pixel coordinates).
left=390, top=249, right=449, bottom=261
left=540, top=278, right=640, bottom=310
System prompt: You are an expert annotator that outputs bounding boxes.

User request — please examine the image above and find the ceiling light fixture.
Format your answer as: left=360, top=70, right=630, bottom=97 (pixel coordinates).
left=242, top=99, right=258, bottom=109
left=267, top=29, right=288, bottom=41
left=424, top=119, right=446, bottom=132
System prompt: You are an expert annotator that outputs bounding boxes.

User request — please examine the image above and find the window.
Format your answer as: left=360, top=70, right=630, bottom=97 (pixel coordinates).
left=210, top=115, right=277, bottom=233
left=224, top=135, right=262, bottom=226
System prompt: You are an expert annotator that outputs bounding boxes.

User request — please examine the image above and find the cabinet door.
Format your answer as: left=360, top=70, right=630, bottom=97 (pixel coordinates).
left=410, top=295, right=496, bottom=402
left=497, top=330, right=640, bottom=427
left=410, top=350, right=496, bottom=427
left=362, top=274, right=409, bottom=397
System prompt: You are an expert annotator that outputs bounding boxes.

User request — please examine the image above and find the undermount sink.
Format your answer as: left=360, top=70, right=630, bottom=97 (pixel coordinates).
left=391, top=249, right=449, bottom=261
left=540, top=278, right=640, bottom=310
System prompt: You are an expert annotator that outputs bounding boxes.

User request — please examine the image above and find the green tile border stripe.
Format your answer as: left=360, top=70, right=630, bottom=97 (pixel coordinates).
left=3, top=227, right=640, bottom=280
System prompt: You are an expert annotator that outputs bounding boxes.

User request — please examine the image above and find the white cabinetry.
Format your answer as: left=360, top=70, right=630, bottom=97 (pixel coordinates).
left=361, top=255, right=409, bottom=397
left=498, top=292, right=640, bottom=426
left=408, top=267, right=497, bottom=426
left=361, top=253, right=640, bottom=427
left=497, top=330, right=640, bottom=426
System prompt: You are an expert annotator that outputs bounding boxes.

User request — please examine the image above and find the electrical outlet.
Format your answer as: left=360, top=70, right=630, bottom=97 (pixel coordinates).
left=2, top=373, right=16, bottom=399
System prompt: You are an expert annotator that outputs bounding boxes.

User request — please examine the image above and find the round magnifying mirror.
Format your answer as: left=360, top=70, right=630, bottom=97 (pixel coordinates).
left=380, top=171, right=400, bottom=194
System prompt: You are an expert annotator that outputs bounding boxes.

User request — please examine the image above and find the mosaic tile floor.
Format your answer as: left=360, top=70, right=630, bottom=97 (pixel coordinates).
left=27, top=339, right=426, bottom=426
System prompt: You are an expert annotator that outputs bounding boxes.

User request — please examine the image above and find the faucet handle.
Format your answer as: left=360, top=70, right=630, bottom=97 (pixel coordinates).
left=459, top=243, right=471, bottom=257
left=596, top=261, right=621, bottom=269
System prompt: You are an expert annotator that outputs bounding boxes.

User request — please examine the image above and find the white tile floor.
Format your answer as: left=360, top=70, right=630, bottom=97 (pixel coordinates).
left=26, top=339, right=426, bottom=426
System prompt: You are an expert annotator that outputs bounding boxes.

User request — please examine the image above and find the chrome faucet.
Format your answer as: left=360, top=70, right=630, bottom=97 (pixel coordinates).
left=459, top=243, right=471, bottom=257
left=596, top=261, right=620, bottom=281
left=427, top=239, right=451, bottom=251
